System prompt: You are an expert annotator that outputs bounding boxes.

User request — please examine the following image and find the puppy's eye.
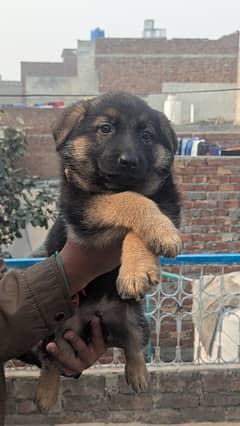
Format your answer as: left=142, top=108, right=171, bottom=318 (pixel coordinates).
left=141, top=129, right=153, bottom=144
left=99, top=123, right=113, bottom=134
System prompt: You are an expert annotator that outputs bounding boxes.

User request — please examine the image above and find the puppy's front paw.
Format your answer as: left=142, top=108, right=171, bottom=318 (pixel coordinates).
left=117, top=260, right=160, bottom=300
left=143, top=216, right=182, bottom=258
left=117, top=232, right=160, bottom=300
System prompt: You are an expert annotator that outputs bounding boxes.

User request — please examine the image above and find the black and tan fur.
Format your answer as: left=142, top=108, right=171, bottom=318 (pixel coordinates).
left=28, top=92, right=182, bottom=411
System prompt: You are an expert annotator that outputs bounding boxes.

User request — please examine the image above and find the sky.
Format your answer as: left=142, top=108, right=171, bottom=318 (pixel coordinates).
left=1, top=0, right=240, bottom=80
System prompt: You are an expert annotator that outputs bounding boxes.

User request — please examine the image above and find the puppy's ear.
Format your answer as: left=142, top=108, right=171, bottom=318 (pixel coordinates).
left=52, top=101, right=88, bottom=150
left=158, top=112, right=178, bottom=154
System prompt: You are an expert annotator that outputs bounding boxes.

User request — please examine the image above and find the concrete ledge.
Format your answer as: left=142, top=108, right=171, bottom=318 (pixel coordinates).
left=54, top=423, right=240, bottom=426
left=12, top=423, right=240, bottom=426
left=5, top=365, right=240, bottom=425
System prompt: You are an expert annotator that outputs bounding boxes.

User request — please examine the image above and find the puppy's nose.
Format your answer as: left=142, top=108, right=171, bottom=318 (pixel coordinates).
left=118, top=153, right=138, bottom=170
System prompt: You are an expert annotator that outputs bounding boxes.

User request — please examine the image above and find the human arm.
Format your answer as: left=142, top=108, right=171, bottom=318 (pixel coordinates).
left=0, top=240, right=121, bottom=363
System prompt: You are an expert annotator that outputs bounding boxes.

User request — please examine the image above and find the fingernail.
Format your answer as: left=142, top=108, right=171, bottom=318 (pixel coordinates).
left=46, top=343, right=56, bottom=354
left=64, top=331, right=74, bottom=340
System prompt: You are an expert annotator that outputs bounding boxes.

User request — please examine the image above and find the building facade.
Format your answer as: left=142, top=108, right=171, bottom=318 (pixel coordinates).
left=0, top=25, right=240, bottom=123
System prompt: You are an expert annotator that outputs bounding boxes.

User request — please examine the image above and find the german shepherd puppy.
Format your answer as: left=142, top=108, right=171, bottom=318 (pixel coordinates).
left=35, top=92, right=182, bottom=411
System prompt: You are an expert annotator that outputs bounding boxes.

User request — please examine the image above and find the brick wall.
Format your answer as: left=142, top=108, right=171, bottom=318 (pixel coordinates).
left=95, top=33, right=239, bottom=94
left=6, top=366, right=240, bottom=424
left=21, top=52, right=78, bottom=84
left=0, top=107, right=62, bottom=133
left=176, top=157, right=240, bottom=254
left=95, top=33, right=239, bottom=55
left=96, top=57, right=237, bottom=95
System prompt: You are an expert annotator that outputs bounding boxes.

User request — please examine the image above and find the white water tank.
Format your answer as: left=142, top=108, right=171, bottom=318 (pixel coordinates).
left=143, top=20, right=167, bottom=39
left=164, top=95, right=182, bottom=125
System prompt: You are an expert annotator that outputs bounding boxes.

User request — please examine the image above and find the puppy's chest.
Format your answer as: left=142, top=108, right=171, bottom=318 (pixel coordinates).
left=61, top=186, right=127, bottom=246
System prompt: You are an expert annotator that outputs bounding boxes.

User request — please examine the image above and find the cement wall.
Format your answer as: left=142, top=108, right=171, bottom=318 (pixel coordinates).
left=77, top=41, right=99, bottom=95
left=0, top=80, right=22, bottom=105
left=25, top=76, right=85, bottom=106
left=145, top=83, right=236, bottom=125
left=161, top=83, right=236, bottom=124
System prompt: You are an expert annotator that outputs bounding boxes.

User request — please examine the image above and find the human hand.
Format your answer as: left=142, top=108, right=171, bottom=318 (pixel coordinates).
left=45, top=316, right=106, bottom=376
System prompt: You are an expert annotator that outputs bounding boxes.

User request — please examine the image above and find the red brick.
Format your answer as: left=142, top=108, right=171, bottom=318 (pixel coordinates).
left=109, top=394, right=152, bottom=410
left=175, top=175, right=184, bottom=183
left=205, top=184, right=219, bottom=191
left=203, top=370, right=240, bottom=392
left=223, top=200, right=240, bottom=208
left=17, top=400, right=38, bottom=414
left=217, top=166, right=233, bottom=175
left=194, top=167, right=217, bottom=175
left=153, top=392, right=198, bottom=408
left=178, top=184, right=195, bottom=191
left=176, top=167, right=196, bottom=175
left=229, top=176, right=240, bottom=183
left=190, top=175, right=208, bottom=183
left=182, top=235, right=192, bottom=242
left=221, top=184, right=237, bottom=191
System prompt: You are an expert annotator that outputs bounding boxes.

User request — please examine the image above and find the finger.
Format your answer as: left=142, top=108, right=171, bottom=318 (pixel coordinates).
left=46, top=340, right=84, bottom=372
left=90, top=317, right=107, bottom=355
left=46, top=342, right=57, bottom=354
left=64, top=331, right=91, bottom=364
left=45, top=344, right=78, bottom=376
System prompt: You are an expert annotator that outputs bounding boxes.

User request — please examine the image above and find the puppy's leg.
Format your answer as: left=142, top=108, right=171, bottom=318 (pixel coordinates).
left=36, top=359, right=60, bottom=412
left=0, top=364, right=6, bottom=422
left=125, top=351, right=149, bottom=393
left=86, top=192, right=182, bottom=257
left=117, top=231, right=160, bottom=300
left=86, top=192, right=181, bottom=300
left=36, top=311, right=81, bottom=412
left=123, top=303, right=150, bottom=392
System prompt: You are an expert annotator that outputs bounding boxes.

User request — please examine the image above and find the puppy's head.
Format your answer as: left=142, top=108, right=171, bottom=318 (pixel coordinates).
left=53, top=92, right=177, bottom=194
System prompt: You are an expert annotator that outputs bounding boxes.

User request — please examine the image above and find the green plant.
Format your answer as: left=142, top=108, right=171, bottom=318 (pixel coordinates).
left=0, top=127, right=57, bottom=254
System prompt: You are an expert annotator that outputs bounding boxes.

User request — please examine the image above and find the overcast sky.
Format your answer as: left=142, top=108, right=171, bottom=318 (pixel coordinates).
left=1, top=0, right=240, bottom=80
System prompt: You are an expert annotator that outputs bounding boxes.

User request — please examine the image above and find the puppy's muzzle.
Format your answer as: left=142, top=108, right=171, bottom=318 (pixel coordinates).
left=118, top=153, right=139, bottom=171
